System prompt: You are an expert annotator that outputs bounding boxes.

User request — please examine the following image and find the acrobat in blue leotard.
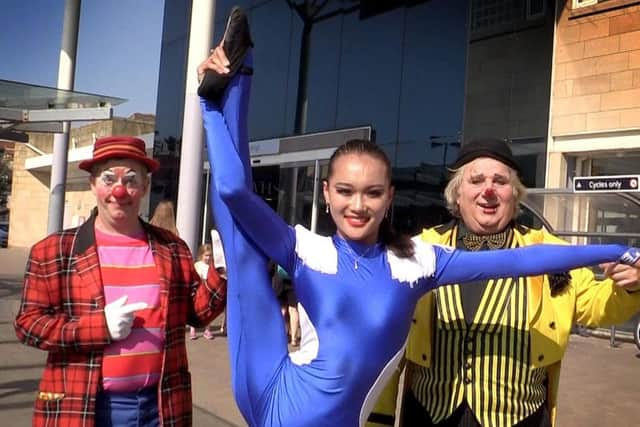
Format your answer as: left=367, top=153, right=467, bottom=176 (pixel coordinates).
left=200, top=52, right=639, bottom=427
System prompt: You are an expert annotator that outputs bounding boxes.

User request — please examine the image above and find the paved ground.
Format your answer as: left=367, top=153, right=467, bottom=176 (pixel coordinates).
left=555, top=334, right=640, bottom=426
left=1, top=247, right=639, bottom=426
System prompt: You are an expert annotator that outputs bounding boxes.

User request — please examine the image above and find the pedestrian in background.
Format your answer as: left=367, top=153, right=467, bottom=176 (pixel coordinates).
left=149, top=199, right=178, bottom=236
left=276, top=265, right=300, bottom=346
left=190, top=230, right=228, bottom=340
left=190, top=243, right=215, bottom=339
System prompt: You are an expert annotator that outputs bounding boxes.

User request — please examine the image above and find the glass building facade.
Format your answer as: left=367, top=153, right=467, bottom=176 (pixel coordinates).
left=152, top=0, right=558, bottom=235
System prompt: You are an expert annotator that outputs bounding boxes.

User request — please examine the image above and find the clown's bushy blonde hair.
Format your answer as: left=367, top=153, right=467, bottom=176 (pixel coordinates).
left=443, top=162, right=527, bottom=218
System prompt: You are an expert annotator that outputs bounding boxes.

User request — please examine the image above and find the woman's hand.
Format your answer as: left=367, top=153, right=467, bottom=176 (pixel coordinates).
left=198, top=44, right=230, bottom=83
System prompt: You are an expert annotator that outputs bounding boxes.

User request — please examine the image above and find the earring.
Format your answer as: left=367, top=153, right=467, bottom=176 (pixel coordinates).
left=325, top=204, right=330, bottom=214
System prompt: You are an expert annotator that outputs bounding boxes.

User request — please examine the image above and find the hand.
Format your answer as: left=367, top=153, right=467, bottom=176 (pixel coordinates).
left=104, top=295, right=148, bottom=341
left=197, top=44, right=230, bottom=83
left=215, top=267, right=227, bottom=280
left=600, top=262, right=640, bottom=292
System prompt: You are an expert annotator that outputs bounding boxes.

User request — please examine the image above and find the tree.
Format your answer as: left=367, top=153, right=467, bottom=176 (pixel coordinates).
left=0, top=153, right=11, bottom=208
left=283, top=1, right=429, bottom=134
left=285, top=0, right=360, bottom=134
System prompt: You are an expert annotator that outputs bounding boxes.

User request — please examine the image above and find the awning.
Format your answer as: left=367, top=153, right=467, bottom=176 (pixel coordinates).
left=0, top=79, right=125, bottom=142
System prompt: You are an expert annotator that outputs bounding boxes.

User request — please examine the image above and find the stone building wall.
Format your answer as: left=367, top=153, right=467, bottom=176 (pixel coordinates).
left=552, top=1, right=640, bottom=135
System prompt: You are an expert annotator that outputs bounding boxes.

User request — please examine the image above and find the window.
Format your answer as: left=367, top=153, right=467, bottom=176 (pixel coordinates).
left=470, top=0, right=549, bottom=38
left=526, top=0, right=546, bottom=20
left=471, top=0, right=523, bottom=33
left=572, top=0, right=598, bottom=8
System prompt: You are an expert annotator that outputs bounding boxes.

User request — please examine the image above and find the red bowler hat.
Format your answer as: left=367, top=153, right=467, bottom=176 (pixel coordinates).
left=78, top=136, right=160, bottom=173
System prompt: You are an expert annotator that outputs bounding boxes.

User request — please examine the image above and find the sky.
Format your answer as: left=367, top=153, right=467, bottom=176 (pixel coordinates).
left=1, top=0, right=164, bottom=118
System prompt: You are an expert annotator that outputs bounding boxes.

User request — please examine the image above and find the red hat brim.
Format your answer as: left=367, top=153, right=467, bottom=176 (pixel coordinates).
left=78, top=152, right=160, bottom=173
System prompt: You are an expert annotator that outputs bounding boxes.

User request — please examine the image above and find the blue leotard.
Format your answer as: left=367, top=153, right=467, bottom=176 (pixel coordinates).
left=200, top=52, right=639, bottom=427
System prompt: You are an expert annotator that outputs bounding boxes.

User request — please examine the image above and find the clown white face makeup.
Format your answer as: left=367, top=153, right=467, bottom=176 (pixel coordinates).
left=97, top=169, right=142, bottom=189
left=456, top=157, right=516, bottom=235
left=90, top=158, right=149, bottom=234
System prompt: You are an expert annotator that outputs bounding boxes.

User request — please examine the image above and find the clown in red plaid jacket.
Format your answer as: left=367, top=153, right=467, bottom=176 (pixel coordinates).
left=14, top=211, right=226, bottom=427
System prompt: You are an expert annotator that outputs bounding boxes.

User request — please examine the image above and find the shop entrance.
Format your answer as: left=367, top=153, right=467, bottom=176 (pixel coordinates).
left=251, top=160, right=334, bottom=237
left=201, top=126, right=372, bottom=242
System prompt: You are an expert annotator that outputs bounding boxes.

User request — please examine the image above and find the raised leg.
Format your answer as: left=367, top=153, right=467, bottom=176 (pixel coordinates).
left=203, top=52, right=289, bottom=426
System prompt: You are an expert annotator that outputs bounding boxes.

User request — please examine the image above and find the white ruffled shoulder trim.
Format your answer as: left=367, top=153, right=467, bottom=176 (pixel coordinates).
left=386, top=235, right=437, bottom=286
left=294, top=225, right=338, bottom=274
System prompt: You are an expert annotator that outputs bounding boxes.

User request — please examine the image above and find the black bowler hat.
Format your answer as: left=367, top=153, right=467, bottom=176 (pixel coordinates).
left=449, top=137, right=521, bottom=175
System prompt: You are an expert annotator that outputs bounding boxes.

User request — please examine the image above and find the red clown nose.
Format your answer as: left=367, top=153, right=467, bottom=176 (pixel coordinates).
left=111, top=185, right=128, bottom=199
left=483, top=188, right=496, bottom=198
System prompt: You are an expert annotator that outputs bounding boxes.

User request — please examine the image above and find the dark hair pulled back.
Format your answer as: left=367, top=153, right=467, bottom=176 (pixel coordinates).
left=326, top=139, right=414, bottom=259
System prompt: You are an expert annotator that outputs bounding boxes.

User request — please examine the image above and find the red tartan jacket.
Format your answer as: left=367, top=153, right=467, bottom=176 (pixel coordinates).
left=14, top=212, right=226, bottom=427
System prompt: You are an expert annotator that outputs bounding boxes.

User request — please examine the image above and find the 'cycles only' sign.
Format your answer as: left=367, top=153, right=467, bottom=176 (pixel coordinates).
left=573, top=175, right=640, bottom=193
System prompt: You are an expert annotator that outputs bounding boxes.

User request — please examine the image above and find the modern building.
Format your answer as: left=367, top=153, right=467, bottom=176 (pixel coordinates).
left=151, top=0, right=639, bottom=242
left=7, top=0, right=640, bottom=252
left=155, top=0, right=471, bottom=241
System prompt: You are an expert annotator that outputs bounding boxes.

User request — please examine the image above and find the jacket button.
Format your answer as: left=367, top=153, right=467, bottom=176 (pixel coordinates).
left=549, top=321, right=556, bottom=329
left=412, top=318, right=417, bottom=324
left=464, top=377, right=472, bottom=384
left=464, top=362, right=472, bottom=370
left=538, top=354, right=544, bottom=362
left=422, top=354, right=427, bottom=361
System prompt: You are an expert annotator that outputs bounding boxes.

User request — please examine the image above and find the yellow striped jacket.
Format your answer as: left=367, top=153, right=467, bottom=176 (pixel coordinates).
left=367, top=223, right=640, bottom=427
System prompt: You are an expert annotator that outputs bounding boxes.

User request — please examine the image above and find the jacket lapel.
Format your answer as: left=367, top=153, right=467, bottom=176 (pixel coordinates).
left=146, top=228, right=172, bottom=294
left=72, top=212, right=105, bottom=306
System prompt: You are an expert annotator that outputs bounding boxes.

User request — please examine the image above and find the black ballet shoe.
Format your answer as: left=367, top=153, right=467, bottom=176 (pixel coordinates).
left=198, top=6, right=254, bottom=102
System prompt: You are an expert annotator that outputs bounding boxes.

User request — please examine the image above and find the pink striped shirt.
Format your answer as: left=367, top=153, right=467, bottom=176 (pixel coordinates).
left=96, top=228, right=164, bottom=392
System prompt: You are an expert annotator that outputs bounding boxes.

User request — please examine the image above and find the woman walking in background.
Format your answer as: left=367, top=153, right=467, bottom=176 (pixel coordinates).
left=149, top=200, right=178, bottom=236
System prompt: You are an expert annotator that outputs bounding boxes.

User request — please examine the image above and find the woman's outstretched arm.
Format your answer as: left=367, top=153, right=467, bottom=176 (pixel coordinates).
left=431, top=243, right=640, bottom=288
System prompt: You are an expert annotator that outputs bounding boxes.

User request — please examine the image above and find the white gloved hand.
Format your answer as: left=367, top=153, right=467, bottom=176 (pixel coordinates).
left=104, top=295, right=148, bottom=341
